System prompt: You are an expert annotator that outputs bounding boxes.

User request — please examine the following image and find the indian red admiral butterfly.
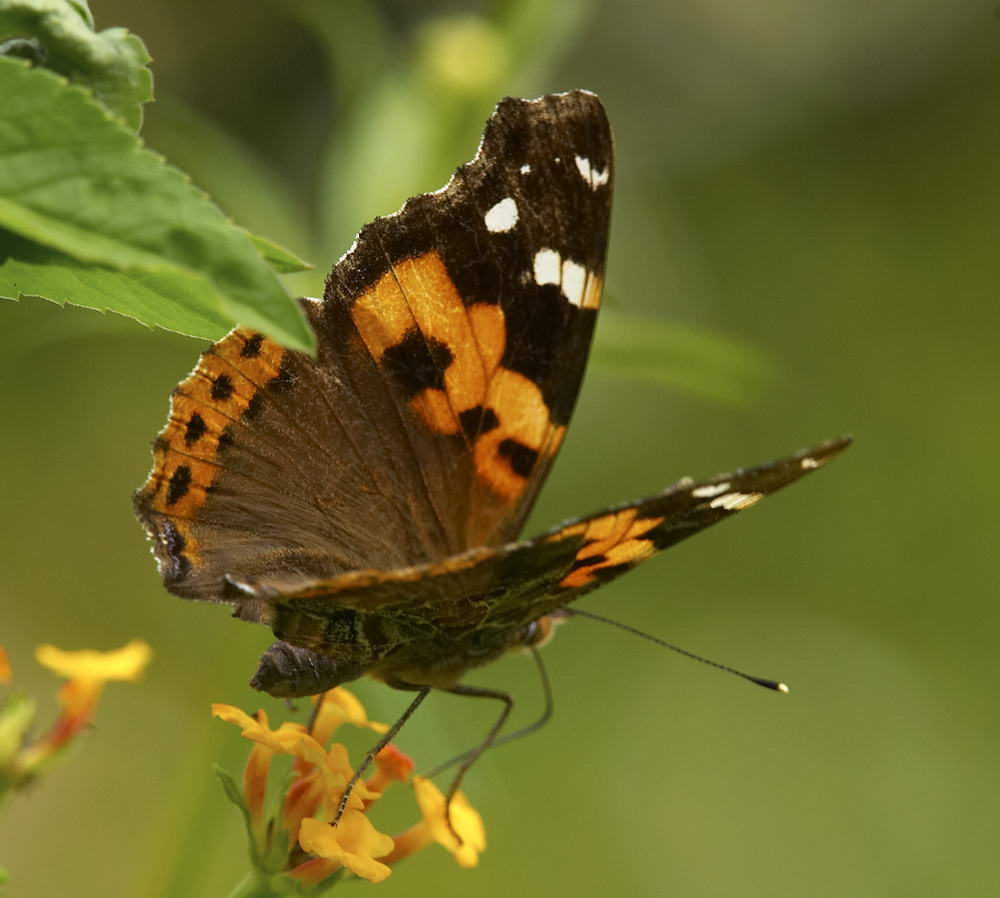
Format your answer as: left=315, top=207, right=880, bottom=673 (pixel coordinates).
left=135, top=90, right=849, bottom=774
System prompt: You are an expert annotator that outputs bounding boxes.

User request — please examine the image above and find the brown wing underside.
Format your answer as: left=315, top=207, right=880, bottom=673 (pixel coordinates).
left=234, top=438, right=850, bottom=678
left=134, top=91, right=614, bottom=601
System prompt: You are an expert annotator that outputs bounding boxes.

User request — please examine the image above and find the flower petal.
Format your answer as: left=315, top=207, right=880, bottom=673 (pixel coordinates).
left=367, top=744, right=415, bottom=794
left=286, top=855, right=340, bottom=886
left=35, top=640, right=152, bottom=682
left=412, top=776, right=486, bottom=868
left=211, top=704, right=308, bottom=754
left=298, top=813, right=394, bottom=884
left=244, top=742, right=273, bottom=850
left=384, top=821, right=434, bottom=866
left=311, top=688, right=389, bottom=744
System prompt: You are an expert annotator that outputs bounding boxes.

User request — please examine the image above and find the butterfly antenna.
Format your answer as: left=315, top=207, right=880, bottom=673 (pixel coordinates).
left=421, top=646, right=554, bottom=780
left=562, top=607, right=789, bottom=693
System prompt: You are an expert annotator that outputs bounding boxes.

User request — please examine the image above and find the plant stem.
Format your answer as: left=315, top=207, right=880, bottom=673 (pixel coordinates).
left=223, top=872, right=281, bottom=898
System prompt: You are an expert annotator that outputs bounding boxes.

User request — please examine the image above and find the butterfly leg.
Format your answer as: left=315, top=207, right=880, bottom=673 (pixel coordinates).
left=332, top=683, right=431, bottom=826
left=249, top=640, right=369, bottom=698
left=422, top=647, right=552, bottom=778
left=442, top=684, right=514, bottom=841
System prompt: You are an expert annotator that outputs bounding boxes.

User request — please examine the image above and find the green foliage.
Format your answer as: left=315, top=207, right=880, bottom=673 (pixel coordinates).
left=2, top=2, right=995, bottom=897
left=0, top=55, right=314, bottom=351
left=214, top=762, right=268, bottom=870
left=592, top=312, right=775, bottom=405
left=0, top=0, right=757, bottom=394
left=0, top=692, right=34, bottom=797
left=0, top=0, right=151, bottom=130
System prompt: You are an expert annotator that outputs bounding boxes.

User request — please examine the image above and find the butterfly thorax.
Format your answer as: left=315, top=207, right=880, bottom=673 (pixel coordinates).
left=262, top=587, right=555, bottom=690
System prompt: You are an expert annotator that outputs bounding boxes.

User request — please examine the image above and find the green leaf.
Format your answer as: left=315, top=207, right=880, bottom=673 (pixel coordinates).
left=242, top=230, right=313, bottom=276
left=143, top=96, right=315, bottom=262
left=0, top=0, right=152, bottom=130
left=214, top=763, right=251, bottom=824
left=0, top=692, right=35, bottom=767
left=0, top=58, right=314, bottom=352
left=591, top=311, right=777, bottom=406
left=0, top=230, right=231, bottom=339
left=215, top=761, right=266, bottom=874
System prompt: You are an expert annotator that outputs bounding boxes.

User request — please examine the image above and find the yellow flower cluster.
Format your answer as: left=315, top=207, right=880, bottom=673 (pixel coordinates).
left=0, top=640, right=151, bottom=786
left=212, top=688, right=486, bottom=885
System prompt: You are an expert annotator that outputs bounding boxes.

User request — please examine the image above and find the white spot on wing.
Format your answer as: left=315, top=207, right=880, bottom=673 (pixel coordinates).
left=484, top=197, right=518, bottom=233
left=561, top=259, right=587, bottom=307
left=709, top=492, right=764, bottom=511
left=532, top=249, right=594, bottom=307
left=533, top=249, right=561, bottom=287
left=520, top=163, right=531, bottom=174
left=575, top=154, right=610, bottom=189
left=800, top=456, right=821, bottom=469
left=692, top=481, right=730, bottom=499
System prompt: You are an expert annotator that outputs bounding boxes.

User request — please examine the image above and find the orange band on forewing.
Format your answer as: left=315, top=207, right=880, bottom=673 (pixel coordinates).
left=351, top=251, right=564, bottom=505
left=138, top=328, right=287, bottom=560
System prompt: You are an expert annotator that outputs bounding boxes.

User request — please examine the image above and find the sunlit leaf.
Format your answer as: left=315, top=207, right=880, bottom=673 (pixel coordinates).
left=0, top=58, right=314, bottom=352
left=0, top=0, right=152, bottom=130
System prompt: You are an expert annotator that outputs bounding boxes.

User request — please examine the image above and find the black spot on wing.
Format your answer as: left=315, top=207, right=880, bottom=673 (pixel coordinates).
left=210, top=374, right=234, bottom=401
left=184, top=413, right=207, bottom=446
left=381, top=330, right=453, bottom=398
left=458, top=405, right=500, bottom=440
left=498, top=438, right=538, bottom=477
left=166, top=465, right=192, bottom=506
left=569, top=551, right=606, bottom=571
left=240, top=333, right=264, bottom=358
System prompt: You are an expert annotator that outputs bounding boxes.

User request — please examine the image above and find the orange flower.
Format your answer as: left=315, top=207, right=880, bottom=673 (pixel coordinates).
left=215, top=688, right=393, bottom=888
left=366, top=744, right=415, bottom=797
left=210, top=704, right=310, bottom=754
left=310, top=687, right=389, bottom=745
left=214, top=687, right=488, bottom=890
left=387, top=776, right=487, bottom=869
left=295, top=812, right=394, bottom=884
left=0, top=640, right=151, bottom=803
left=13, top=640, right=151, bottom=774
left=242, top=742, right=272, bottom=853
left=282, top=738, right=378, bottom=844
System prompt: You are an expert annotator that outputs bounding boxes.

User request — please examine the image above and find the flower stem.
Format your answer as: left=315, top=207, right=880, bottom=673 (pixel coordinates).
left=223, top=872, right=281, bottom=898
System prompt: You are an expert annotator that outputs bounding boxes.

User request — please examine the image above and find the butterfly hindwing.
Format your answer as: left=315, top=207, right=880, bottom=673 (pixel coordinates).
left=235, top=438, right=850, bottom=687
left=134, top=91, right=613, bottom=602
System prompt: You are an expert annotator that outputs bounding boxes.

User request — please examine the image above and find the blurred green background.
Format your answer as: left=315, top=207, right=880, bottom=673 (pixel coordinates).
left=2, top=1, right=998, bottom=895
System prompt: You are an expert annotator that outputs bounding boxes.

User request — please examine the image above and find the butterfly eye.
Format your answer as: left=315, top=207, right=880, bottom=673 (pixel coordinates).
left=517, top=616, right=557, bottom=649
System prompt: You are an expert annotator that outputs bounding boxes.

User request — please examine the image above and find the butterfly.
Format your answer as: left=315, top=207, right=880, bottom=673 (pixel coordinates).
left=134, top=90, right=849, bottom=723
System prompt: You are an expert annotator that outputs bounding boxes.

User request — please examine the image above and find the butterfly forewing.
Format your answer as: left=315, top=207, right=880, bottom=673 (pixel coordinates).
left=135, top=91, right=613, bottom=601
